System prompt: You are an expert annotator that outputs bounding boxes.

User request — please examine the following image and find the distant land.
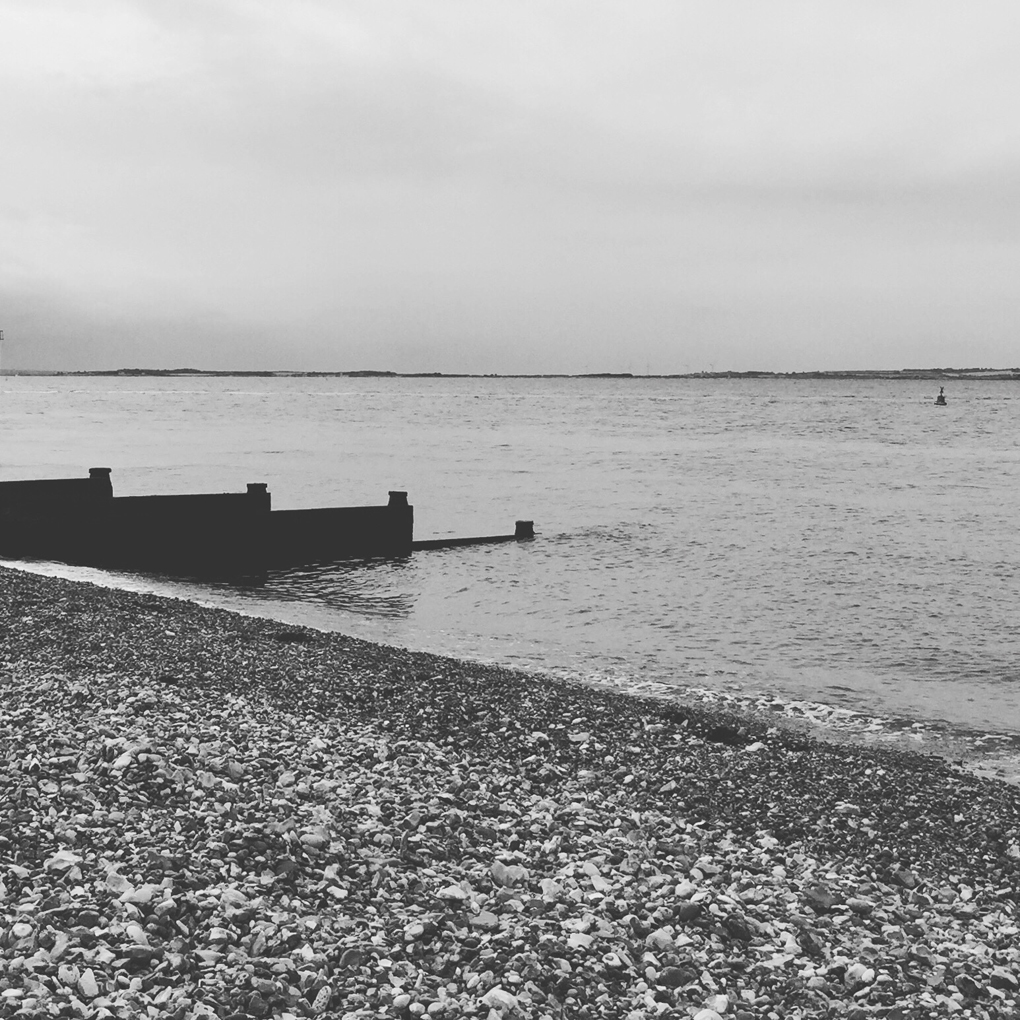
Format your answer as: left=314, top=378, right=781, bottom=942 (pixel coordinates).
left=2, top=367, right=1019, bottom=379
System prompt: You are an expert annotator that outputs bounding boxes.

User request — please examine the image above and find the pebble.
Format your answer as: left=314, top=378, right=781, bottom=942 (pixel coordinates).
left=955, top=974, right=984, bottom=998
left=991, top=967, right=1019, bottom=991
left=846, top=897, right=875, bottom=915
left=482, top=987, right=518, bottom=1010
left=658, top=966, right=691, bottom=988
left=645, top=928, right=674, bottom=951
left=470, top=910, right=500, bottom=932
left=1, top=565, right=1019, bottom=1020
left=845, top=963, right=876, bottom=989
left=674, top=878, right=698, bottom=898
left=77, top=968, right=99, bottom=999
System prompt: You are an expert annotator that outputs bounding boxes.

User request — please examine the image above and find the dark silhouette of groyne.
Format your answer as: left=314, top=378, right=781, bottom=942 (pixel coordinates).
left=0, top=470, right=532, bottom=577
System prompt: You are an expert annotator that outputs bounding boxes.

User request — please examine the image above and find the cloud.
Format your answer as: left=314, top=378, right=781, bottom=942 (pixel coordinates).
left=2, top=1, right=1019, bottom=371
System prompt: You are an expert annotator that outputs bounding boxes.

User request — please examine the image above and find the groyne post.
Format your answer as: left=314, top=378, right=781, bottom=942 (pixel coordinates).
left=89, top=467, right=114, bottom=499
left=246, top=482, right=271, bottom=511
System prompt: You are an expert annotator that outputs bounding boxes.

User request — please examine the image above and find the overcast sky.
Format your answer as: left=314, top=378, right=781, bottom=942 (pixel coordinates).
left=2, top=1, right=1018, bottom=373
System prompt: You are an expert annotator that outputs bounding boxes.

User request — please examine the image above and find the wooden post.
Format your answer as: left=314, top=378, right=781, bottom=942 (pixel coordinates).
left=89, top=467, right=113, bottom=499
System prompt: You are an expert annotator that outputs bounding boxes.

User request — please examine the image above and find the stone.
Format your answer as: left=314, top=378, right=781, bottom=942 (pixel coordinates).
left=310, top=985, right=331, bottom=1013
left=675, top=901, right=701, bottom=923
left=722, top=915, right=754, bottom=942
left=77, top=968, right=100, bottom=999
left=909, top=944, right=936, bottom=967
left=438, top=885, right=471, bottom=904
left=954, top=974, right=984, bottom=999
left=539, top=879, right=563, bottom=900
left=246, top=992, right=269, bottom=1016
left=58, top=964, right=80, bottom=986
left=491, top=861, right=529, bottom=887
left=127, top=882, right=161, bottom=904
left=469, top=911, right=500, bottom=932
left=845, top=963, right=875, bottom=990
left=847, top=898, right=874, bottom=916
left=300, top=829, right=330, bottom=849
left=481, top=987, right=518, bottom=1010
left=990, top=967, right=1019, bottom=991
left=658, top=966, right=694, bottom=988
left=674, top=879, right=697, bottom=899
left=804, top=884, right=840, bottom=913
left=338, top=948, right=363, bottom=970
left=44, top=849, right=82, bottom=872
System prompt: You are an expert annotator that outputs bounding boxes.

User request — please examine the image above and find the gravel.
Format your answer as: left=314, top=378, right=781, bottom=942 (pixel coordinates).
left=1, top=564, right=1018, bottom=1019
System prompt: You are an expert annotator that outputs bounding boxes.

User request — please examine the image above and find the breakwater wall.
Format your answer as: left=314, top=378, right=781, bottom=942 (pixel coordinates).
left=266, top=492, right=413, bottom=567
left=411, top=519, right=534, bottom=551
left=0, top=469, right=412, bottom=575
left=0, top=467, right=116, bottom=565
left=0, top=470, right=530, bottom=576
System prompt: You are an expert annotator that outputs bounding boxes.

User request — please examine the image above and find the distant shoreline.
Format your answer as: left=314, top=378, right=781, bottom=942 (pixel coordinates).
left=3, top=367, right=1020, bottom=380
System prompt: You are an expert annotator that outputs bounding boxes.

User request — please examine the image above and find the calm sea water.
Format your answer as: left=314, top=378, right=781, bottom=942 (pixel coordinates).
left=3, top=375, right=1020, bottom=762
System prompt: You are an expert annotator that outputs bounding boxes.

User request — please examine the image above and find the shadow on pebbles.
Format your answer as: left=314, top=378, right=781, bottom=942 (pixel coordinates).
left=1, top=566, right=1019, bottom=1019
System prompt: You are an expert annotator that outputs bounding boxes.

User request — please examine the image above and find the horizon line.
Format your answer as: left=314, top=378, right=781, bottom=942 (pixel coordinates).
left=2, top=367, right=1020, bottom=380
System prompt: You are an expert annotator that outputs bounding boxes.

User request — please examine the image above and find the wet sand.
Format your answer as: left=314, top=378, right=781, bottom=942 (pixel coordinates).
left=2, top=565, right=1019, bottom=1019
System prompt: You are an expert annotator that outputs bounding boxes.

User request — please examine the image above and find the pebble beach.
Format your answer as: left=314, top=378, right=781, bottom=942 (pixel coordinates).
left=2, top=565, right=1019, bottom=1020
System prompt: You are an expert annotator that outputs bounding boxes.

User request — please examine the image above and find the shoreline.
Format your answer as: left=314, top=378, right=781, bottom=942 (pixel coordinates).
left=8, top=557, right=1020, bottom=789
left=2, top=565, right=1019, bottom=1018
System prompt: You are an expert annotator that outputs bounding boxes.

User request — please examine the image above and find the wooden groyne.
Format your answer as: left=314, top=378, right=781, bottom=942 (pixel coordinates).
left=0, top=469, right=531, bottom=576
left=265, top=491, right=413, bottom=567
left=412, top=520, right=534, bottom=551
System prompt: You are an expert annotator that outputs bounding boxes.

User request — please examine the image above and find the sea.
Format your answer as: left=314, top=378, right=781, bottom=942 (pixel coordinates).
left=3, top=374, right=1020, bottom=779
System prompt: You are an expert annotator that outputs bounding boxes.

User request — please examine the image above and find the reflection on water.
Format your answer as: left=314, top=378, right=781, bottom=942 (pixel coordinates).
left=229, top=558, right=416, bottom=618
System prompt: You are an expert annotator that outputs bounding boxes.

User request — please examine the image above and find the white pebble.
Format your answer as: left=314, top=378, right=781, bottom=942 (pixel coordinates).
left=481, top=987, right=518, bottom=1010
left=77, top=968, right=99, bottom=1000
left=645, top=928, right=674, bottom=951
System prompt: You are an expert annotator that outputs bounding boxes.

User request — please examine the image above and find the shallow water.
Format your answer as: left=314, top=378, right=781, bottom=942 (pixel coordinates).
left=3, top=374, right=1019, bottom=757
